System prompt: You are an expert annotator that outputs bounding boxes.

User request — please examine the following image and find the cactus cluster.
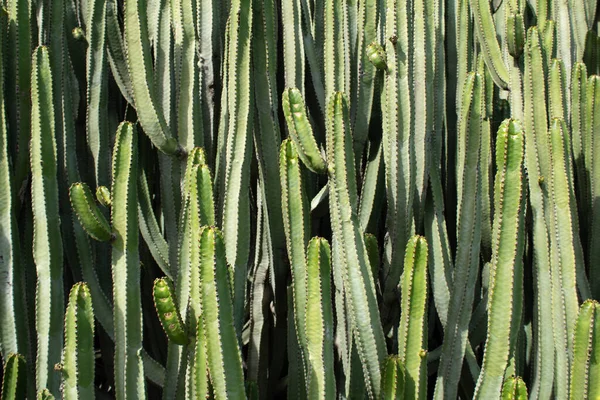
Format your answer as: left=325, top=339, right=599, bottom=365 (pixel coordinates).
left=1, top=0, right=600, bottom=399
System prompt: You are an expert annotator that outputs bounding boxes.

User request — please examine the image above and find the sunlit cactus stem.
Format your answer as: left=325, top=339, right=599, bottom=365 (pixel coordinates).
left=398, top=235, right=429, bottom=400
left=61, top=283, right=95, bottom=400
left=501, top=376, right=528, bottom=400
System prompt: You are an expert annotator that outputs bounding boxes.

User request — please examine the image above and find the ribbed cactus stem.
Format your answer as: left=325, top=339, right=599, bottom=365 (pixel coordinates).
left=304, top=237, right=335, bottom=399
left=30, top=46, right=64, bottom=397
left=398, top=235, right=429, bottom=400
left=61, top=283, right=95, bottom=400
left=326, top=92, right=386, bottom=398
left=569, top=299, right=600, bottom=400
left=380, top=355, right=405, bottom=399
left=110, top=122, right=145, bottom=400
left=474, top=119, right=525, bottom=399
left=198, top=227, right=245, bottom=399
left=501, top=376, right=528, bottom=399
left=153, top=278, right=188, bottom=345
left=1, top=354, right=27, bottom=400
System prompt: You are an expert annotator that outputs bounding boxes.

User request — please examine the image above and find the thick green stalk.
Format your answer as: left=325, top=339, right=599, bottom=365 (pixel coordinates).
left=198, top=227, right=246, bottom=399
left=501, top=376, right=528, bottom=399
left=326, top=92, right=386, bottom=398
left=282, top=88, right=326, bottom=174
left=220, top=0, right=254, bottom=335
left=0, top=9, right=28, bottom=364
left=324, top=0, right=348, bottom=100
left=523, top=27, right=553, bottom=400
left=85, top=0, right=109, bottom=187
left=434, top=72, right=482, bottom=400
left=111, top=122, right=145, bottom=400
left=470, top=0, right=510, bottom=88
left=304, top=237, right=335, bottom=399
left=137, top=171, right=170, bottom=277
left=569, top=300, right=600, bottom=400
left=6, top=0, right=32, bottom=193
left=30, top=46, right=64, bottom=397
left=549, top=118, right=589, bottom=325
left=282, top=0, right=305, bottom=90
left=352, top=0, right=378, bottom=157
left=380, top=356, right=405, bottom=399
left=123, top=0, right=181, bottom=155
left=571, top=63, right=588, bottom=231
left=588, top=76, right=600, bottom=298
left=474, top=119, right=526, bottom=399
left=172, top=0, right=203, bottom=149
left=1, top=354, right=27, bottom=400
left=398, top=236, right=429, bottom=400
left=411, top=0, right=435, bottom=226
left=69, top=183, right=113, bottom=242
left=61, top=283, right=95, bottom=400
left=106, top=0, right=134, bottom=104
left=279, top=138, right=310, bottom=372
left=153, top=278, right=187, bottom=345
left=187, top=319, right=209, bottom=399
left=380, top=0, right=414, bottom=315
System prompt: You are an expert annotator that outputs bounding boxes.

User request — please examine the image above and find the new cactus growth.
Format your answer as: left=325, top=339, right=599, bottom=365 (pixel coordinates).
left=153, top=278, right=188, bottom=345
left=69, top=183, right=113, bottom=242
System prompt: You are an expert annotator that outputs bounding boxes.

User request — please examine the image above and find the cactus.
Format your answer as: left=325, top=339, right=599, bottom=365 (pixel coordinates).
left=380, top=355, right=405, bottom=399
left=69, top=183, right=113, bottom=242
left=304, top=237, right=335, bottom=399
left=61, top=283, right=95, bottom=400
left=398, top=236, right=429, bottom=400
left=326, top=92, right=386, bottom=398
left=2, top=1, right=600, bottom=398
left=569, top=300, right=600, bottom=400
left=281, top=88, right=326, bottom=174
left=474, top=119, right=526, bottom=399
left=30, top=46, right=64, bottom=397
left=152, top=278, right=187, bottom=345
left=1, top=354, right=27, bottom=400
left=110, top=122, right=145, bottom=400
left=198, top=227, right=245, bottom=399
left=501, top=376, right=528, bottom=400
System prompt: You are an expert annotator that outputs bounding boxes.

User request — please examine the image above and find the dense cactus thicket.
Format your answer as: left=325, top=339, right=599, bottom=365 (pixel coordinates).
left=2, top=0, right=600, bottom=398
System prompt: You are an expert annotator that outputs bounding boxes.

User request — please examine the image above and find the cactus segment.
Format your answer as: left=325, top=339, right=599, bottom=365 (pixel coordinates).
left=69, top=183, right=113, bottom=242
left=61, top=283, right=95, bottom=400
left=1, top=354, right=27, bottom=400
left=501, top=376, right=528, bottom=400
left=326, top=92, right=386, bottom=398
left=381, top=355, right=405, bottom=399
left=398, top=235, right=429, bottom=400
left=30, top=46, right=64, bottom=397
left=282, top=88, right=327, bottom=174
left=588, top=76, right=600, bottom=298
left=110, top=122, right=145, bottom=400
left=434, top=72, right=483, bottom=400
left=474, top=120, right=525, bottom=399
left=470, top=0, right=510, bottom=88
left=304, top=237, right=335, bottom=399
left=198, top=227, right=245, bottom=400
left=123, top=0, right=181, bottom=155
left=153, top=278, right=188, bottom=345
left=506, top=13, right=525, bottom=59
